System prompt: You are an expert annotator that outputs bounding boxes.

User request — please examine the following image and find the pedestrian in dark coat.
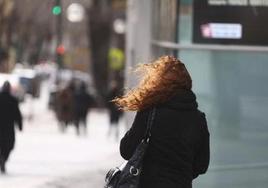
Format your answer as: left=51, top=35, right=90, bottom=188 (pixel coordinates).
left=73, top=82, right=94, bottom=135
left=0, top=81, right=23, bottom=174
left=54, top=82, right=75, bottom=132
left=107, top=81, right=123, bottom=140
left=113, top=56, right=210, bottom=188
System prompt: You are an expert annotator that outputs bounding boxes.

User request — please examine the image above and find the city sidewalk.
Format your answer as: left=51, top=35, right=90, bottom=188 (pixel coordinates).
left=0, top=109, right=125, bottom=188
left=0, top=83, right=126, bottom=188
left=39, top=152, right=121, bottom=188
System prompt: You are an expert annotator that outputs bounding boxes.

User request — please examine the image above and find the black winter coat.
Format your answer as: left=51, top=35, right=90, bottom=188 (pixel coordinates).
left=120, top=89, right=210, bottom=188
left=0, top=92, right=23, bottom=151
left=74, top=91, right=94, bottom=119
left=107, top=88, right=123, bottom=123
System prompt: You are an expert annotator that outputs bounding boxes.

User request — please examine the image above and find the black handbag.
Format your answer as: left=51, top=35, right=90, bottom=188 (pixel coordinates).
left=104, top=108, right=156, bottom=188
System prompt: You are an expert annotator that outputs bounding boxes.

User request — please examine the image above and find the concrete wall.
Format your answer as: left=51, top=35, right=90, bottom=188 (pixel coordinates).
left=124, top=0, right=152, bottom=127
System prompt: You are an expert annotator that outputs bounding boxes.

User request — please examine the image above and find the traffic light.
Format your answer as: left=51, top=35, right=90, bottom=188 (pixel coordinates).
left=52, top=0, right=62, bottom=15
left=56, top=45, right=65, bottom=55
left=52, top=5, right=62, bottom=15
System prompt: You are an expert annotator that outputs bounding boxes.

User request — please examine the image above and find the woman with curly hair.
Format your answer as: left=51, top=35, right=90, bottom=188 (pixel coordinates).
left=114, top=56, right=210, bottom=188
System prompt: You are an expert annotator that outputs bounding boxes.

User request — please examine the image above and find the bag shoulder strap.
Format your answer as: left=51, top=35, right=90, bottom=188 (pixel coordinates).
left=143, top=107, right=156, bottom=141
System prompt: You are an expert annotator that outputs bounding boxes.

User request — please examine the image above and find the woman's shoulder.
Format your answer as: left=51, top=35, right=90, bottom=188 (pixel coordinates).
left=196, top=110, right=206, bottom=118
left=196, top=110, right=209, bottom=134
left=137, top=107, right=153, bottom=115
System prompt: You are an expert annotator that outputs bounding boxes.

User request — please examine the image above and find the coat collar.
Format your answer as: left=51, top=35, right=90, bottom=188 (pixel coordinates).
left=159, top=89, right=198, bottom=111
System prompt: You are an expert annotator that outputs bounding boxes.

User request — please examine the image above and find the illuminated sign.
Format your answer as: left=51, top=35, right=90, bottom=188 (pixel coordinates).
left=193, top=0, right=268, bottom=45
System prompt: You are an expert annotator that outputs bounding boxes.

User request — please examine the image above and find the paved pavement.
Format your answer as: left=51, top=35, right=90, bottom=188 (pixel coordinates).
left=39, top=153, right=120, bottom=188
left=0, top=82, right=125, bottom=188
left=0, top=108, right=125, bottom=188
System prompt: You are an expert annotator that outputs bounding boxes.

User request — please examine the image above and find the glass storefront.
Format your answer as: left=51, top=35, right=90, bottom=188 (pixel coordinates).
left=151, top=0, right=178, bottom=42
left=152, top=0, right=268, bottom=187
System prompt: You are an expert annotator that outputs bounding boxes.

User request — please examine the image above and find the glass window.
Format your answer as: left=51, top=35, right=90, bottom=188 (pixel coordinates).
left=151, top=0, right=178, bottom=42
left=151, top=0, right=268, bottom=187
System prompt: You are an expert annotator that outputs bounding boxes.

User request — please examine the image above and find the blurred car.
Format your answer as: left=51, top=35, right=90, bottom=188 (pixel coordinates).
left=0, top=73, right=26, bottom=102
left=34, top=61, right=57, bottom=80
left=12, top=65, right=41, bottom=98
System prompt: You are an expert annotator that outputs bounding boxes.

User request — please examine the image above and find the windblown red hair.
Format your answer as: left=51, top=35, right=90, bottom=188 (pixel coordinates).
left=113, top=56, right=192, bottom=111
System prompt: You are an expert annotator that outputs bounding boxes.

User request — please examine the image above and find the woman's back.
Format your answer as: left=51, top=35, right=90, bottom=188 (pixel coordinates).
left=117, top=56, right=210, bottom=188
left=120, top=90, right=209, bottom=188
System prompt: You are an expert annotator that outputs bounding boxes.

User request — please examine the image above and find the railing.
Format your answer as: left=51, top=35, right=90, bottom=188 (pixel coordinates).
left=151, top=40, right=268, bottom=52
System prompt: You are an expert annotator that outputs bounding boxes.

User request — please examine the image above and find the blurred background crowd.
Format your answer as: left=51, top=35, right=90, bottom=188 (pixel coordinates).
left=0, top=0, right=126, bottom=137
left=0, top=0, right=126, bottom=187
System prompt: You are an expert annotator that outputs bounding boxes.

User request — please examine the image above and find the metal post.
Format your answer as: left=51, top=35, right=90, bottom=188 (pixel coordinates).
left=55, top=0, right=63, bottom=68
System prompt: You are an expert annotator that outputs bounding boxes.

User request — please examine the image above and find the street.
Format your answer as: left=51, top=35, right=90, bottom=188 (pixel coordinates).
left=0, top=82, right=124, bottom=188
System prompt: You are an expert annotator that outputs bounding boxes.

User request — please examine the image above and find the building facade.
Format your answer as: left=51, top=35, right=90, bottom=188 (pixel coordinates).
left=126, top=0, right=268, bottom=187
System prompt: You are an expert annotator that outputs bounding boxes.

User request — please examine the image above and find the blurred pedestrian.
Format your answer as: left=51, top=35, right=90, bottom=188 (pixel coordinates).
left=107, top=81, right=123, bottom=140
left=54, top=81, right=75, bottom=132
left=113, top=56, right=210, bottom=187
left=0, top=81, right=23, bottom=174
left=73, top=81, right=94, bottom=135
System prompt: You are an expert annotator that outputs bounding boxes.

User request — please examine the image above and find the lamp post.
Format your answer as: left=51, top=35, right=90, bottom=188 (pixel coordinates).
left=53, top=0, right=63, bottom=68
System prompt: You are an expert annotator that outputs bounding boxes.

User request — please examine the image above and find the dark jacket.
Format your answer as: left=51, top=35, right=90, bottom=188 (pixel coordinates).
left=107, top=88, right=123, bottom=123
left=55, top=87, right=74, bottom=123
left=74, top=90, right=94, bottom=119
left=0, top=92, right=23, bottom=151
left=120, top=90, right=210, bottom=188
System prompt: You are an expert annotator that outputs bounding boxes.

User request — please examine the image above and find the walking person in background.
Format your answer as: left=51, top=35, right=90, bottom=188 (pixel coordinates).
left=73, top=81, right=94, bottom=135
left=54, top=81, right=75, bottom=132
left=113, top=56, right=210, bottom=188
left=107, top=81, right=123, bottom=140
left=0, top=81, right=23, bottom=174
